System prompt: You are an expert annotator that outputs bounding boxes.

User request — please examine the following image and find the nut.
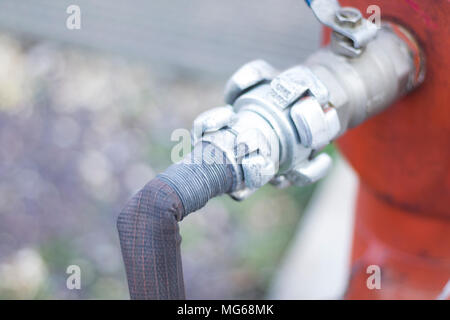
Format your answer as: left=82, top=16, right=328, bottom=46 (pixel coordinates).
left=335, top=7, right=362, bottom=28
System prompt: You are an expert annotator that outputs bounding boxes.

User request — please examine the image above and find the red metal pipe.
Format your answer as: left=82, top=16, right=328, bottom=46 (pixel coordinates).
left=323, top=0, right=450, bottom=299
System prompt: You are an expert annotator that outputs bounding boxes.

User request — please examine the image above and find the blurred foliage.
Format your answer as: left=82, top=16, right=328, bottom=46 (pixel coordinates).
left=0, top=32, right=335, bottom=299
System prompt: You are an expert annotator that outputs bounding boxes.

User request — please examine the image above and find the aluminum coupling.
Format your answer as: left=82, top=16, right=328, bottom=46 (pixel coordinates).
left=191, top=21, right=424, bottom=200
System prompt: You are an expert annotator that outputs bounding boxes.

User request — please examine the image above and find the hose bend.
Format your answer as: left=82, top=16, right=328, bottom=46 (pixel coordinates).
left=117, top=143, right=236, bottom=299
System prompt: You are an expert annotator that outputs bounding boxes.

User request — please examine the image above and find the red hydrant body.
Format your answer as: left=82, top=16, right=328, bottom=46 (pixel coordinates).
left=324, top=0, right=450, bottom=299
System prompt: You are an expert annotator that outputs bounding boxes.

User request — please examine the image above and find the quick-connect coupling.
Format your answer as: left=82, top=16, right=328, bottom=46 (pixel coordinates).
left=191, top=60, right=340, bottom=200
left=118, top=1, right=426, bottom=300
left=191, top=18, right=424, bottom=201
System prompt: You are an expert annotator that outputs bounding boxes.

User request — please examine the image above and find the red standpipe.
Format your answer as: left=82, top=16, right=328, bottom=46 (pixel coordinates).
left=323, top=0, right=450, bottom=299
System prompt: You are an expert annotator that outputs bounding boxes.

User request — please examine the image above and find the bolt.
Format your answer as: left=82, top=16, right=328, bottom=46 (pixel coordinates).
left=335, top=7, right=362, bottom=28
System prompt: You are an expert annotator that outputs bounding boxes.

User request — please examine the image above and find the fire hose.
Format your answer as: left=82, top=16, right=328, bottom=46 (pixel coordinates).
left=117, top=0, right=425, bottom=299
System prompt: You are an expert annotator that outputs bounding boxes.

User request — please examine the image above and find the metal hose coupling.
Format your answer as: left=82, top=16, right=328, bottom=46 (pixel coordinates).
left=191, top=1, right=425, bottom=200
left=118, top=0, right=426, bottom=300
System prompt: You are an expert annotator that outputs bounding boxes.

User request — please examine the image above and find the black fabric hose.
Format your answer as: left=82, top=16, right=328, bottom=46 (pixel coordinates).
left=117, top=143, right=236, bottom=299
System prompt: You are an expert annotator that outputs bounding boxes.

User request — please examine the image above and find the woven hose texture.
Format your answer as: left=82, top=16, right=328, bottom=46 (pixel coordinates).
left=117, top=143, right=236, bottom=299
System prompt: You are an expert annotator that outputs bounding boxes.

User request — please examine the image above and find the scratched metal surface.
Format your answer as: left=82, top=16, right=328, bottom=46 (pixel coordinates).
left=0, top=0, right=321, bottom=76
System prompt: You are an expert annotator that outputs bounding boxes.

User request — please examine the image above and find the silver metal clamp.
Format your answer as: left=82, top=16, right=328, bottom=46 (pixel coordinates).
left=307, top=0, right=378, bottom=57
left=189, top=1, right=423, bottom=200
